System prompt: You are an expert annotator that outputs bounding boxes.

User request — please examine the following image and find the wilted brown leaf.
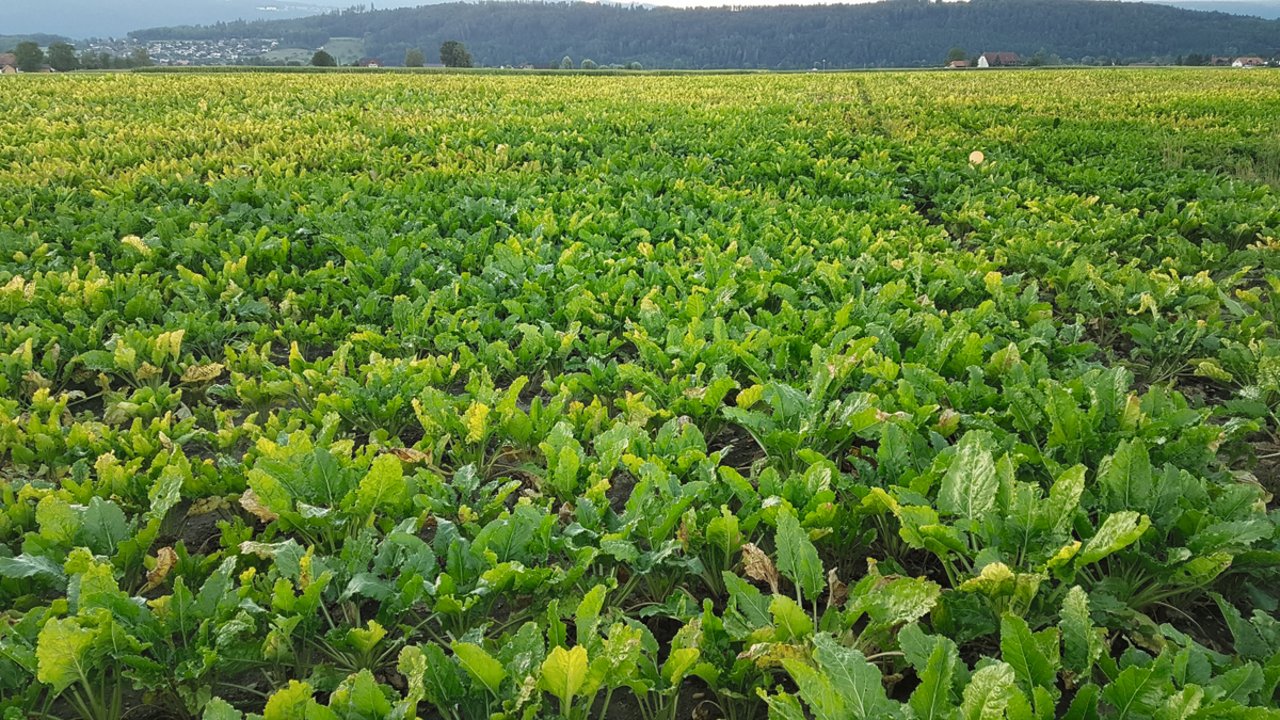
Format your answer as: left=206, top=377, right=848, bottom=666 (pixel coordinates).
left=740, top=542, right=780, bottom=594
left=386, top=447, right=432, bottom=464
left=188, top=495, right=230, bottom=516
left=142, top=546, right=177, bottom=592
left=827, top=567, right=848, bottom=608
left=240, top=488, right=279, bottom=523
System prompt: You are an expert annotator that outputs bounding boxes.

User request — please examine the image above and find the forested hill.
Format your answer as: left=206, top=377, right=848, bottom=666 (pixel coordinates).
left=130, top=0, right=1280, bottom=68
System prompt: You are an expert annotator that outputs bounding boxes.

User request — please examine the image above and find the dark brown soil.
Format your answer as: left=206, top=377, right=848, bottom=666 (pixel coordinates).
left=594, top=683, right=722, bottom=720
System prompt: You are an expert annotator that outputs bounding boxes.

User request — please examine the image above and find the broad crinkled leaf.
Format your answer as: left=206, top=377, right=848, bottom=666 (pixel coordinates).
left=540, top=645, right=589, bottom=705
left=811, top=633, right=896, bottom=719
left=262, top=680, right=338, bottom=720
left=149, top=464, right=185, bottom=521
left=1077, top=511, right=1150, bottom=567
left=1061, top=586, right=1098, bottom=675
left=36, top=617, right=97, bottom=692
left=961, top=662, right=1018, bottom=720
left=1043, top=465, right=1086, bottom=534
left=938, top=430, right=998, bottom=522
left=355, top=454, right=409, bottom=516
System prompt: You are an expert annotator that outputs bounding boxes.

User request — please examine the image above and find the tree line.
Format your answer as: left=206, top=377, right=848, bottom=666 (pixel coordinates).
left=4, top=41, right=153, bottom=71
left=129, top=0, right=1280, bottom=69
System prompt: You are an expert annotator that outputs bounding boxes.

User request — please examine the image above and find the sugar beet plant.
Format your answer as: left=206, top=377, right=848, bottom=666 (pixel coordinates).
left=0, top=69, right=1279, bottom=719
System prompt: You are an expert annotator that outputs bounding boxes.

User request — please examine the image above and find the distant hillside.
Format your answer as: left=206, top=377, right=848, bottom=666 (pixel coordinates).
left=1157, top=1, right=1280, bottom=18
left=7, top=1, right=349, bottom=40
left=0, top=34, right=72, bottom=51
left=131, top=0, right=1280, bottom=69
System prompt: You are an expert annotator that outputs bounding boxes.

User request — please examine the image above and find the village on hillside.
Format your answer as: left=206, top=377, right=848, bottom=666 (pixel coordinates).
left=3, top=39, right=1279, bottom=73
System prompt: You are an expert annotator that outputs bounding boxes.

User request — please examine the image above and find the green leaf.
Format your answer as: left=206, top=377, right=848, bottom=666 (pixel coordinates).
left=149, top=464, right=185, bottom=521
left=262, top=680, right=338, bottom=720
left=811, top=633, right=896, bottom=719
left=852, top=574, right=941, bottom=629
left=540, top=421, right=584, bottom=496
left=782, top=657, right=846, bottom=720
left=330, top=669, right=393, bottom=718
left=36, top=496, right=79, bottom=545
left=938, top=430, right=998, bottom=522
left=761, top=692, right=809, bottom=720
left=662, top=647, right=701, bottom=686
left=1209, top=663, right=1263, bottom=704
left=36, top=617, right=96, bottom=692
left=407, top=643, right=465, bottom=707
left=540, top=645, right=589, bottom=707
left=1100, top=662, right=1168, bottom=720
left=0, top=554, right=65, bottom=582
left=80, top=497, right=129, bottom=555
left=1213, top=594, right=1277, bottom=662
left=707, top=506, right=741, bottom=559
left=1098, top=440, right=1152, bottom=513
left=575, top=584, right=607, bottom=649
left=1001, top=614, right=1059, bottom=697
left=909, top=631, right=961, bottom=720
left=961, top=662, right=1018, bottom=720
left=1064, top=684, right=1101, bottom=720
left=1043, top=465, right=1086, bottom=534
left=1156, top=685, right=1203, bottom=720
left=1061, top=586, right=1097, bottom=675
left=452, top=641, right=507, bottom=694
left=770, top=595, right=814, bottom=641
left=202, top=698, right=244, bottom=720
left=775, top=508, right=824, bottom=603
left=1077, top=511, right=1151, bottom=567
left=355, top=454, right=408, bottom=516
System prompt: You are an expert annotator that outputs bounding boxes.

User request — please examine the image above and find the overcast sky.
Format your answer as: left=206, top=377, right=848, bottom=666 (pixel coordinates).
left=7, top=0, right=1279, bottom=39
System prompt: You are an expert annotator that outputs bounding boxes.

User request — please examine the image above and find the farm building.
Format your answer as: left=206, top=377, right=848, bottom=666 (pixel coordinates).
left=0, top=53, right=16, bottom=74
left=1233, top=56, right=1266, bottom=67
left=981, top=52, right=1021, bottom=66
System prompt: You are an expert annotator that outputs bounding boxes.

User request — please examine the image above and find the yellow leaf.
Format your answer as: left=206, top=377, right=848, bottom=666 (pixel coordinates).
left=142, top=546, right=177, bottom=592
left=181, top=363, right=225, bottom=383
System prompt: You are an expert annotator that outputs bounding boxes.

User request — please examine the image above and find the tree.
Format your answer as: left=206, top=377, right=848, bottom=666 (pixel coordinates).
left=560, top=55, right=573, bottom=69
left=15, top=42, right=44, bottom=72
left=47, top=43, right=79, bottom=72
left=580, top=58, right=597, bottom=70
left=440, top=40, right=472, bottom=68
left=311, top=50, right=337, bottom=67
left=946, top=47, right=967, bottom=63
left=404, top=48, right=425, bottom=67
left=130, top=48, right=153, bottom=68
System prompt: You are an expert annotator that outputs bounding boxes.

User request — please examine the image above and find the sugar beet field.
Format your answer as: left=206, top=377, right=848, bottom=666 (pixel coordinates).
left=1, top=70, right=1279, bottom=720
